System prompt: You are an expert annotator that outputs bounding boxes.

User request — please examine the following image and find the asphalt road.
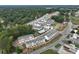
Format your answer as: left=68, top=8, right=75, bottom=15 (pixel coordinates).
left=30, top=34, right=68, bottom=54
left=30, top=21, right=73, bottom=54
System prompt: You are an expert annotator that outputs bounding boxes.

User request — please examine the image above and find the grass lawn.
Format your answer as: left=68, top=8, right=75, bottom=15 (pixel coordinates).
left=54, top=23, right=67, bottom=31
left=48, top=34, right=62, bottom=43
left=41, top=49, right=58, bottom=54
left=54, top=23, right=60, bottom=29
left=75, top=44, right=79, bottom=48
left=70, top=16, right=79, bottom=25
left=55, top=44, right=61, bottom=48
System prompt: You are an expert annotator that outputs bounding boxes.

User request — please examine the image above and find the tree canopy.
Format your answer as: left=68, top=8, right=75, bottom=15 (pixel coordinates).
left=51, top=15, right=64, bottom=23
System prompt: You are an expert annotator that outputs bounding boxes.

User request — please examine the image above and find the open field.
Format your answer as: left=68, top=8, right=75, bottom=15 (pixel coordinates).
left=54, top=22, right=67, bottom=31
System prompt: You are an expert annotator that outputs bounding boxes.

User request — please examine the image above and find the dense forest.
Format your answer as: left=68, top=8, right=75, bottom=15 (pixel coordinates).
left=0, top=8, right=54, bottom=53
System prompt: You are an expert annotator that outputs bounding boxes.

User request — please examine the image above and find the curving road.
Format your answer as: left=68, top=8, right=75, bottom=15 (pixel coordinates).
left=30, top=21, right=73, bottom=54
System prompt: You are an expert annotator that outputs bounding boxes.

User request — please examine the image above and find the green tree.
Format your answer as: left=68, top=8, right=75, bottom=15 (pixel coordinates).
left=15, top=47, right=22, bottom=54
left=51, top=15, right=64, bottom=23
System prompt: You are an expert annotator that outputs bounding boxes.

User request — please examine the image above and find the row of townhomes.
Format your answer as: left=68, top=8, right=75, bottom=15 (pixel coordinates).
left=13, top=12, right=60, bottom=50
left=13, top=11, right=79, bottom=54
